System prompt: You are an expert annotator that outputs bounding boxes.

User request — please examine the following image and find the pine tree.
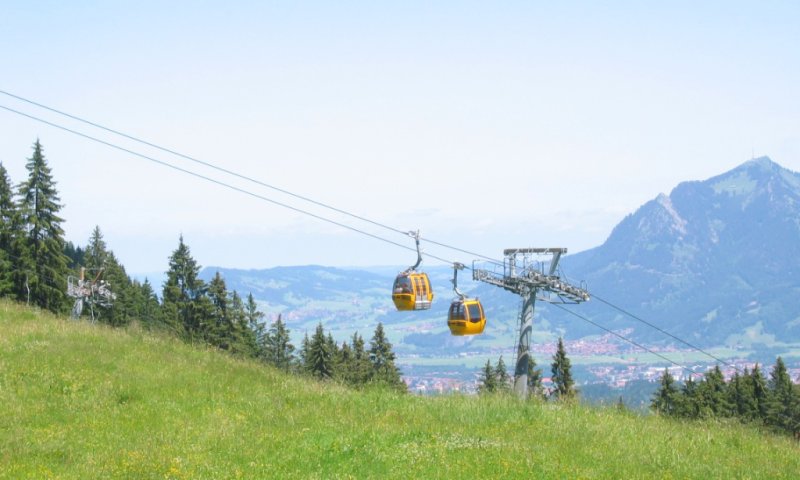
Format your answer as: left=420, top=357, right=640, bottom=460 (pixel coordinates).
left=263, top=314, right=295, bottom=372
left=551, top=337, right=576, bottom=401
left=0, top=162, right=15, bottom=296
left=245, top=293, right=266, bottom=357
left=349, top=332, right=372, bottom=387
left=728, top=369, right=758, bottom=421
left=478, top=359, right=498, bottom=395
left=336, top=340, right=354, bottom=385
left=83, top=226, right=109, bottom=271
left=161, top=236, right=209, bottom=341
left=495, top=356, right=511, bottom=393
left=368, top=323, right=405, bottom=391
left=766, top=357, right=795, bottom=431
left=298, top=332, right=310, bottom=372
left=306, top=323, right=333, bottom=379
left=62, top=241, right=84, bottom=269
left=13, top=140, right=69, bottom=312
left=229, top=290, right=257, bottom=357
left=749, top=364, right=770, bottom=422
left=675, top=377, right=700, bottom=419
left=651, top=369, right=679, bottom=415
left=134, top=278, right=162, bottom=329
left=697, top=365, right=731, bottom=417
left=207, top=272, right=232, bottom=349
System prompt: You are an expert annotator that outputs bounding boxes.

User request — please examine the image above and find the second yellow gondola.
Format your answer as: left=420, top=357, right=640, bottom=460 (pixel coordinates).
left=446, top=262, right=486, bottom=335
left=447, top=298, right=486, bottom=335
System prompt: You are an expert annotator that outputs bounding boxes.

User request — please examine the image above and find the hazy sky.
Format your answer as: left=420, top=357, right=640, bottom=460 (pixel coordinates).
left=2, top=2, right=798, bottom=275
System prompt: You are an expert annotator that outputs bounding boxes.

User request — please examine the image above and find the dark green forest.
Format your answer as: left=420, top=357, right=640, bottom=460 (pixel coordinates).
left=0, top=140, right=404, bottom=391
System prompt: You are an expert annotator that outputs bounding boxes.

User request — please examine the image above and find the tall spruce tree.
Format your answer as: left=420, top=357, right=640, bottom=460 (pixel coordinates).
left=766, top=357, right=795, bottom=431
left=229, top=290, right=257, bottom=357
left=478, top=359, right=498, bottom=395
left=263, top=314, right=295, bottom=371
left=134, top=278, right=162, bottom=329
left=651, top=369, right=679, bottom=415
left=0, top=162, right=15, bottom=296
left=368, top=323, right=405, bottom=391
left=349, top=332, right=372, bottom=387
left=551, top=337, right=576, bottom=401
left=162, top=236, right=210, bottom=340
left=245, top=293, right=266, bottom=357
left=698, top=365, right=732, bottom=417
left=495, top=356, right=511, bottom=393
left=13, top=140, right=69, bottom=311
left=207, top=272, right=232, bottom=349
left=749, top=364, right=770, bottom=421
left=306, top=323, right=333, bottom=379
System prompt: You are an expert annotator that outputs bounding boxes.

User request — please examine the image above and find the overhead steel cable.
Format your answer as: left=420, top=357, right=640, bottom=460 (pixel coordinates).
left=0, top=104, right=464, bottom=268
left=591, top=293, right=742, bottom=373
left=0, top=96, right=742, bottom=372
left=550, top=303, right=705, bottom=379
left=0, top=90, right=505, bottom=268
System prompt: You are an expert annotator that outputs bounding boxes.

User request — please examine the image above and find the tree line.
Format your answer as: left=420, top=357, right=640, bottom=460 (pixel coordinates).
left=478, top=337, right=576, bottom=401
left=1, top=140, right=404, bottom=391
left=651, top=359, right=800, bottom=437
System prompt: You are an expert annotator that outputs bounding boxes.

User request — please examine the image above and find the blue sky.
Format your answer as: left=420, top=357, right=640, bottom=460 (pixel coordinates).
left=1, top=2, right=798, bottom=274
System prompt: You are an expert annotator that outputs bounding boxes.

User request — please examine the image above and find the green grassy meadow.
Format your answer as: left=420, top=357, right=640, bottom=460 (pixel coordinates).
left=1, top=300, right=798, bottom=479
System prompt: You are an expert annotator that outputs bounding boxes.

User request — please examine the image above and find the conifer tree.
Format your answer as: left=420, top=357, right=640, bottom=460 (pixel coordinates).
left=63, top=241, right=84, bottom=269
left=162, top=236, right=210, bottom=340
left=135, top=278, right=162, bottom=329
left=229, top=290, right=257, bottom=357
left=766, top=357, right=795, bottom=431
left=0, top=163, right=15, bottom=296
left=368, top=323, right=405, bottom=391
left=13, top=140, right=69, bottom=312
left=245, top=293, right=266, bottom=357
left=728, top=369, right=758, bottom=421
left=651, top=369, right=679, bottom=415
left=306, top=323, right=333, bottom=379
left=551, top=337, right=576, bottom=401
left=749, top=364, right=770, bottom=421
left=478, top=359, right=498, bottom=395
left=298, top=332, right=310, bottom=372
left=349, top=332, right=372, bottom=387
left=495, top=356, right=511, bottom=393
left=264, top=314, right=295, bottom=371
left=83, top=226, right=108, bottom=270
left=698, top=365, right=731, bottom=417
left=675, top=377, right=700, bottom=418
left=207, top=272, right=232, bottom=349
left=336, top=340, right=354, bottom=384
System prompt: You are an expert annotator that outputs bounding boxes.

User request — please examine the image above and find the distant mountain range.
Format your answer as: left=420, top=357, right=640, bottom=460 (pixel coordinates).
left=563, top=157, right=800, bottom=348
left=200, top=157, right=800, bottom=356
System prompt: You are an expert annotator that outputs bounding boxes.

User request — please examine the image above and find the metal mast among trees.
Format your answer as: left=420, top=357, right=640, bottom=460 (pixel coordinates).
left=473, top=248, right=590, bottom=398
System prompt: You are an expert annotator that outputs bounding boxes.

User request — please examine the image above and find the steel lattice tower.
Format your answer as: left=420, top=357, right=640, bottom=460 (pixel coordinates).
left=473, top=248, right=590, bottom=398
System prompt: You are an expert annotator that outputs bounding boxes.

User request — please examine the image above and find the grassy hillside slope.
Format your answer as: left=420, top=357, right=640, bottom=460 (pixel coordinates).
left=1, top=300, right=798, bottom=479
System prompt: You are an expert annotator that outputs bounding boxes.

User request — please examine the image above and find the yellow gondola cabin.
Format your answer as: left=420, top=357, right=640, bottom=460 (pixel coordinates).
left=392, top=272, right=433, bottom=310
left=447, top=298, right=486, bottom=335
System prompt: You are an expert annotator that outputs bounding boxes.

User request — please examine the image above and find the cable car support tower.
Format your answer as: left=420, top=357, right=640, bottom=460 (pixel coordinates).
left=473, top=248, right=590, bottom=398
